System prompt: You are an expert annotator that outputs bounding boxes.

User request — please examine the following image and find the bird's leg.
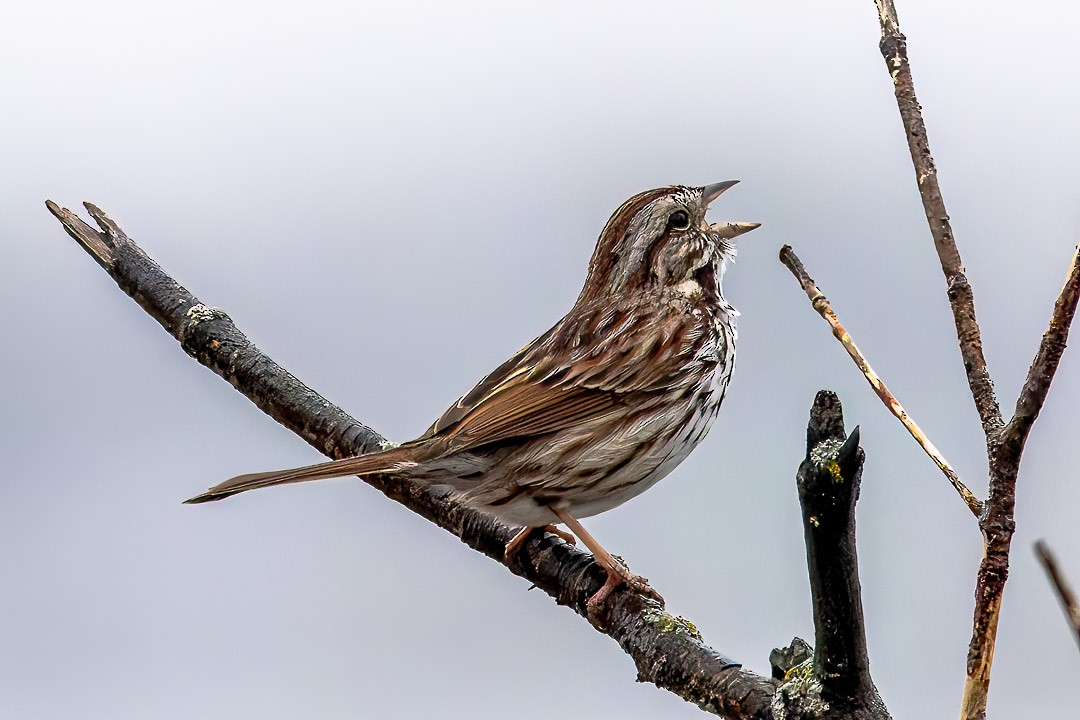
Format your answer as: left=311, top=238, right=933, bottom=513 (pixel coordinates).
left=551, top=508, right=662, bottom=608
left=504, top=525, right=577, bottom=563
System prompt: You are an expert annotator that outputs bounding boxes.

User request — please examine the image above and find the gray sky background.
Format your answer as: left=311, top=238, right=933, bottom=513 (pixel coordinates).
left=3, top=2, right=1079, bottom=718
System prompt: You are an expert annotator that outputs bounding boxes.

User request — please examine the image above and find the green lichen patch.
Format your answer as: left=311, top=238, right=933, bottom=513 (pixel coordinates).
left=809, top=438, right=843, bottom=467
left=771, top=668, right=829, bottom=720
left=642, top=609, right=702, bottom=640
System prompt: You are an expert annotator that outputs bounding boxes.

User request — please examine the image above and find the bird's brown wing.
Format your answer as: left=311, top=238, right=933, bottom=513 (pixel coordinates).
left=419, top=313, right=640, bottom=450
left=420, top=363, right=622, bottom=453
left=421, top=340, right=541, bottom=439
left=418, top=303, right=688, bottom=453
left=441, top=379, right=624, bottom=451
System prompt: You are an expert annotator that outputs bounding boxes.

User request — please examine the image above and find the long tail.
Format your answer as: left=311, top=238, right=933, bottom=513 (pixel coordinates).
left=184, top=445, right=419, bottom=504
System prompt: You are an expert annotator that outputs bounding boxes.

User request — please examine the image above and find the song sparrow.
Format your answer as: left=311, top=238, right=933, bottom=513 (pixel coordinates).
left=187, top=182, right=758, bottom=606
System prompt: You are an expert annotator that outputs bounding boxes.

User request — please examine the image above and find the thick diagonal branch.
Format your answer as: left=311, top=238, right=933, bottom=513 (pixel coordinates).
left=45, top=200, right=777, bottom=720
left=874, top=0, right=1002, bottom=439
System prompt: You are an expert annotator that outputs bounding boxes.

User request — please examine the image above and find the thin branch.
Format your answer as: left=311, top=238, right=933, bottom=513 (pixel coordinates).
left=874, top=0, right=1003, bottom=439
left=1006, top=244, right=1080, bottom=447
left=46, top=200, right=778, bottom=719
left=779, top=245, right=982, bottom=517
left=1034, top=540, right=1080, bottom=652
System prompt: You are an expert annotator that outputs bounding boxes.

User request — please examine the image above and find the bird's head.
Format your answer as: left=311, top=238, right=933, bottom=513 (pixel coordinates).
left=579, top=182, right=759, bottom=304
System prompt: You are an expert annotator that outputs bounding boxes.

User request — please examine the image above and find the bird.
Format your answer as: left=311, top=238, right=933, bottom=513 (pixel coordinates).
left=186, top=182, right=759, bottom=607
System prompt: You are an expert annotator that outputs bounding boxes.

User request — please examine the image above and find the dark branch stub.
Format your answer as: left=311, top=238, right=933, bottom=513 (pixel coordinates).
left=780, top=391, right=890, bottom=720
left=771, top=638, right=814, bottom=681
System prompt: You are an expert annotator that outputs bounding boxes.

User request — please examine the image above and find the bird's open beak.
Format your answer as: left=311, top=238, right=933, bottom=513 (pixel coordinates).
left=710, top=221, right=761, bottom=240
left=701, top=180, right=761, bottom=240
left=702, top=180, right=740, bottom=206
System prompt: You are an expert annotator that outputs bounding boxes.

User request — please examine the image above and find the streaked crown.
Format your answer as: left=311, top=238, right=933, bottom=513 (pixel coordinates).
left=577, top=183, right=758, bottom=305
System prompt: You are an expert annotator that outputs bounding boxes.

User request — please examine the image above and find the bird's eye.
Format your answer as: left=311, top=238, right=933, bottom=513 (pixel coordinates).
left=668, top=210, right=691, bottom=231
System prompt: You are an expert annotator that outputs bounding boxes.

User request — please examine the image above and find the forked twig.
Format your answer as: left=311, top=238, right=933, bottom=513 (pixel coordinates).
left=872, top=3, right=1080, bottom=718
left=1034, top=540, right=1080, bottom=652
left=779, top=245, right=982, bottom=517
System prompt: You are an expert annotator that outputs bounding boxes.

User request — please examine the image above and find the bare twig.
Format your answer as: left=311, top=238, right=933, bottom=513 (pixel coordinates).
left=959, top=246, right=1080, bottom=714
left=779, top=245, right=982, bottom=517
left=1007, top=245, right=1080, bottom=447
left=1034, top=540, right=1080, bottom=652
left=46, top=200, right=779, bottom=719
left=874, top=0, right=1003, bottom=438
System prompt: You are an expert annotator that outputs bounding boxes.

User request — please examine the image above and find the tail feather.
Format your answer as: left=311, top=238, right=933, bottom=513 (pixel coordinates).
left=184, top=446, right=417, bottom=504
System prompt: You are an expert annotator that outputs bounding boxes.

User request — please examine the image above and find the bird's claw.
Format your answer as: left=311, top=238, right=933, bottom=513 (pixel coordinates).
left=586, top=562, right=664, bottom=611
